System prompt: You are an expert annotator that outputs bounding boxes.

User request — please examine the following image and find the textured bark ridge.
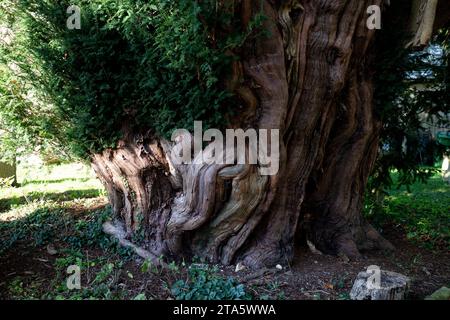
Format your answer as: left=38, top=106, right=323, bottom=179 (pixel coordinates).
left=91, top=0, right=434, bottom=267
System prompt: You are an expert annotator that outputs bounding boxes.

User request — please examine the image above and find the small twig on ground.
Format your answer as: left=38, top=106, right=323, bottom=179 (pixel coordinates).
left=303, top=289, right=331, bottom=295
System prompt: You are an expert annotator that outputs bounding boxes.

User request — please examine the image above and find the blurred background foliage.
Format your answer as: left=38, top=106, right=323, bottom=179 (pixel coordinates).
left=371, top=27, right=450, bottom=193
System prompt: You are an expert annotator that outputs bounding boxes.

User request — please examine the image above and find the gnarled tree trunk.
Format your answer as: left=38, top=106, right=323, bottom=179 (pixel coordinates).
left=91, top=0, right=441, bottom=268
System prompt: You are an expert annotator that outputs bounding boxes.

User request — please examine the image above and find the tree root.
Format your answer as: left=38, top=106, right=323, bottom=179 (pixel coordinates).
left=103, top=221, right=168, bottom=268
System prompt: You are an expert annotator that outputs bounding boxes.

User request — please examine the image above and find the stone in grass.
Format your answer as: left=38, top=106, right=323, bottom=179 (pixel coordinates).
left=350, top=267, right=410, bottom=300
left=425, top=287, right=450, bottom=300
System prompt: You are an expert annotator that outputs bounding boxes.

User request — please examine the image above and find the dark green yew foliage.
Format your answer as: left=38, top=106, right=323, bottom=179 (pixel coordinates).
left=371, top=27, right=450, bottom=192
left=364, top=28, right=449, bottom=221
left=1, top=0, right=260, bottom=158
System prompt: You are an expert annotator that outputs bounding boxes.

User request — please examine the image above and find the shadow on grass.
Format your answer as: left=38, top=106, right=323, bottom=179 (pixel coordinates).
left=0, top=203, right=110, bottom=256
left=21, top=178, right=93, bottom=186
left=0, top=189, right=104, bottom=213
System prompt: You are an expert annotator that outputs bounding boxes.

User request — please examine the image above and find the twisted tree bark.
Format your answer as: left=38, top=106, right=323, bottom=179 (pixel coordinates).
left=91, top=0, right=442, bottom=267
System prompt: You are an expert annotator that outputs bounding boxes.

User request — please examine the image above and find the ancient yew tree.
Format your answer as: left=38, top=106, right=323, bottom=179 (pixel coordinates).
left=1, top=0, right=449, bottom=267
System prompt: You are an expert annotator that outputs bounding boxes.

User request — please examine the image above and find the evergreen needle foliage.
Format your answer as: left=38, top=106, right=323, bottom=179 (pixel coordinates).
left=0, top=0, right=259, bottom=158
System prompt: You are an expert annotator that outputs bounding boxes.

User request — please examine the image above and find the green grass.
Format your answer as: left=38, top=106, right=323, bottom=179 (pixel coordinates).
left=0, top=162, right=105, bottom=222
left=0, top=161, right=250, bottom=300
left=0, top=161, right=133, bottom=299
left=368, top=173, right=450, bottom=249
left=1, top=162, right=448, bottom=299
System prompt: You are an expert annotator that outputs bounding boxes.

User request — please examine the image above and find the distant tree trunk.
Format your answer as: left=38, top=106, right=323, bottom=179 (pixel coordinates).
left=92, top=0, right=442, bottom=267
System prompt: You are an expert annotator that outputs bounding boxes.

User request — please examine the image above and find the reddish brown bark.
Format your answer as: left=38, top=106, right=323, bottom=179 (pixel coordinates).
left=91, top=0, right=437, bottom=267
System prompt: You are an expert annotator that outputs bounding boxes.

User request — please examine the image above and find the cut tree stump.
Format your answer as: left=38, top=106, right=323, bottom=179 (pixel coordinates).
left=350, top=268, right=410, bottom=300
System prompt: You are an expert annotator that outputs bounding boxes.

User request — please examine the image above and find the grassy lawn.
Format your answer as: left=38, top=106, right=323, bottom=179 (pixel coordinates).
left=368, top=173, right=450, bottom=250
left=0, top=162, right=252, bottom=300
left=0, top=162, right=105, bottom=222
left=0, top=162, right=129, bottom=299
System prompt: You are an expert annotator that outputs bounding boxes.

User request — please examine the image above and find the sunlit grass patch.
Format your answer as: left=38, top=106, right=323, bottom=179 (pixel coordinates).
left=0, top=161, right=108, bottom=256
left=369, top=173, right=450, bottom=249
left=0, top=162, right=106, bottom=222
